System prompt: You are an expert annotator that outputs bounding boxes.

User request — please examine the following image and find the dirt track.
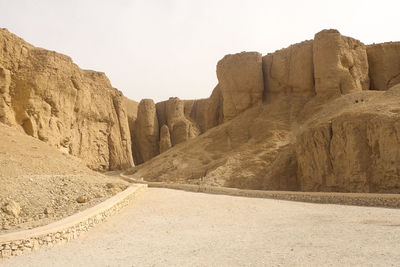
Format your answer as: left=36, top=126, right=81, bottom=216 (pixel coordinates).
left=2, top=188, right=400, bottom=266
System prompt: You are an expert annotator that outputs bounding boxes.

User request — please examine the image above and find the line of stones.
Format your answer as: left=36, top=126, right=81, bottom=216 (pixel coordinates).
left=122, top=176, right=400, bottom=209
left=0, top=185, right=146, bottom=258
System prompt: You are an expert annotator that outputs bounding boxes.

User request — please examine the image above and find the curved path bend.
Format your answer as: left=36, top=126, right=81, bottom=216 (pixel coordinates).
left=2, top=188, right=400, bottom=266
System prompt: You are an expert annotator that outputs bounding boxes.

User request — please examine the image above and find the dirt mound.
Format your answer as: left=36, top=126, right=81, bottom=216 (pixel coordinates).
left=0, top=124, right=128, bottom=233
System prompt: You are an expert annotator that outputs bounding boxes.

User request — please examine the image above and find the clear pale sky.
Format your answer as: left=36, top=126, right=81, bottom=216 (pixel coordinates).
left=0, top=0, right=399, bottom=102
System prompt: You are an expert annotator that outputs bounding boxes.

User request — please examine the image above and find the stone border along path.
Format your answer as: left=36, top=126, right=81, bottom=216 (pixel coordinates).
left=120, top=173, right=400, bottom=209
left=0, top=184, right=147, bottom=258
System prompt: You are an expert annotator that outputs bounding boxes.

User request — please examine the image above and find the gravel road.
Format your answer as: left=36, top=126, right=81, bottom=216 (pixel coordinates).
left=2, top=188, right=400, bottom=266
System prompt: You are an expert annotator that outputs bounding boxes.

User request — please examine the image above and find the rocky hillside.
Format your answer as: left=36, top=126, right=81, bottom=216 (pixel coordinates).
left=1, top=28, right=399, bottom=193
left=126, top=29, right=400, bottom=193
left=0, top=124, right=128, bottom=233
left=0, top=29, right=133, bottom=171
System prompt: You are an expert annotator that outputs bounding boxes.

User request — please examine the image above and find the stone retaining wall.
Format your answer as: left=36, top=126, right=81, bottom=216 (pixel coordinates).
left=120, top=174, right=400, bottom=209
left=0, top=184, right=147, bottom=258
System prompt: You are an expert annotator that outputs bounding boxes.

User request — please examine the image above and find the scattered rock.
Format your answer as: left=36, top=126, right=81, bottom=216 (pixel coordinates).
left=76, top=195, right=90, bottom=204
left=44, top=207, right=54, bottom=215
left=1, top=201, right=21, bottom=217
left=106, top=183, right=117, bottom=189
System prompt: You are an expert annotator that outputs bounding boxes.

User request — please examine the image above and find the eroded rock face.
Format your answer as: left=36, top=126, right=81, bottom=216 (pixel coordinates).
left=0, top=65, right=14, bottom=125
left=123, top=97, right=139, bottom=162
left=263, top=40, right=315, bottom=95
left=367, top=42, right=400, bottom=90
left=217, top=52, right=264, bottom=121
left=133, top=99, right=159, bottom=164
left=296, top=86, right=400, bottom=193
left=159, top=125, right=172, bottom=153
left=156, top=97, right=200, bottom=147
left=124, top=29, right=400, bottom=193
left=1, top=201, right=21, bottom=217
left=0, top=28, right=133, bottom=170
left=184, top=85, right=223, bottom=133
left=313, top=29, right=369, bottom=97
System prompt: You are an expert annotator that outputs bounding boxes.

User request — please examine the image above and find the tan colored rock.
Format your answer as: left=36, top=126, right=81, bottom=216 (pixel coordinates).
left=313, top=29, right=369, bottom=97
left=44, top=207, right=54, bottom=215
left=216, top=52, right=264, bottom=121
left=156, top=97, right=183, bottom=129
left=123, top=97, right=139, bottom=164
left=263, top=40, right=314, bottom=95
left=0, top=65, right=14, bottom=125
left=0, top=124, right=129, bottom=232
left=0, top=28, right=133, bottom=170
left=133, top=99, right=159, bottom=164
left=76, top=195, right=90, bottom=204
left=296, top=86, right=400, bottom=192
left=108, top=92, right=135, bottom=170
left=1, top=201, right=21, bottom=217
left=367, top=42, right=400, bottom=90
left=126, top=95, right=300, bottom=190
left=163, top=97, right=185, bottom=129
left=184, top=85, right=224, bottom=133
left=156, top=97, right=200, bottom=147
left=171, top=120, right=190, bottom=146
left=159, top=125, right=172, bottom=153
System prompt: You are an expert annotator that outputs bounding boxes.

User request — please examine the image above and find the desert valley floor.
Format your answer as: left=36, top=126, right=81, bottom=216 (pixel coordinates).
left=2, top=24, right=400, bottom=266
left=3, top=188, right=400, bottom=266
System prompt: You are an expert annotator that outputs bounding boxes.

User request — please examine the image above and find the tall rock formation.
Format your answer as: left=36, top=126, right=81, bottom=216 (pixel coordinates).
left=0, top=28, right=133, bottom=170
left=367, top=42, right=400, bottom=90
left=313, top=29, right=369, bottom=97
left=132, top=99, right=159, bottom=164
left=159, top=125, right=172, bottom=153
left=184, top=85, right=224, bottom=133
left=125, top=29, right=400, bottom=194
left=156, top=97, right=200, bottom=147
left=216, top=52, right=264, bottom=121
left=0, top=65, right=13, bottom=124
left=296, top=85, right=400, bottom=193
left=263, top=40, right=315, bottom=95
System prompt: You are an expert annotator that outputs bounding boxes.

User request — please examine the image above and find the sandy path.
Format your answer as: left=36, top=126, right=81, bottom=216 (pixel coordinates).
left=2, top=188, right=400, bottom=266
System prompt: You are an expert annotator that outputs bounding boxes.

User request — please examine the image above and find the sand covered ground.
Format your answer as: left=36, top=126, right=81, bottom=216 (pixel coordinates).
left=0, top=125, right=128, bottom=233
left=3, top=188, right=400, bottom=266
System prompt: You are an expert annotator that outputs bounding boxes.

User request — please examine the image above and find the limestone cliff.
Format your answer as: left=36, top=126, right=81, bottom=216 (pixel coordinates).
left=4, top=28, right=400, bottom=193
left=296, top=86, right=400, bottom=193
left=132, top=99, right=159, bottom=165
left=263, top=40, right=314, bottom=96
left=0, top=28, right=133, bottom=170
left=313, top=29, right=370, bottom=97
left=367, top=42, right=400, bottom=90
left=126, top=29, right=400, bottom=193
left=216, top=52, right=264, bottom=121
